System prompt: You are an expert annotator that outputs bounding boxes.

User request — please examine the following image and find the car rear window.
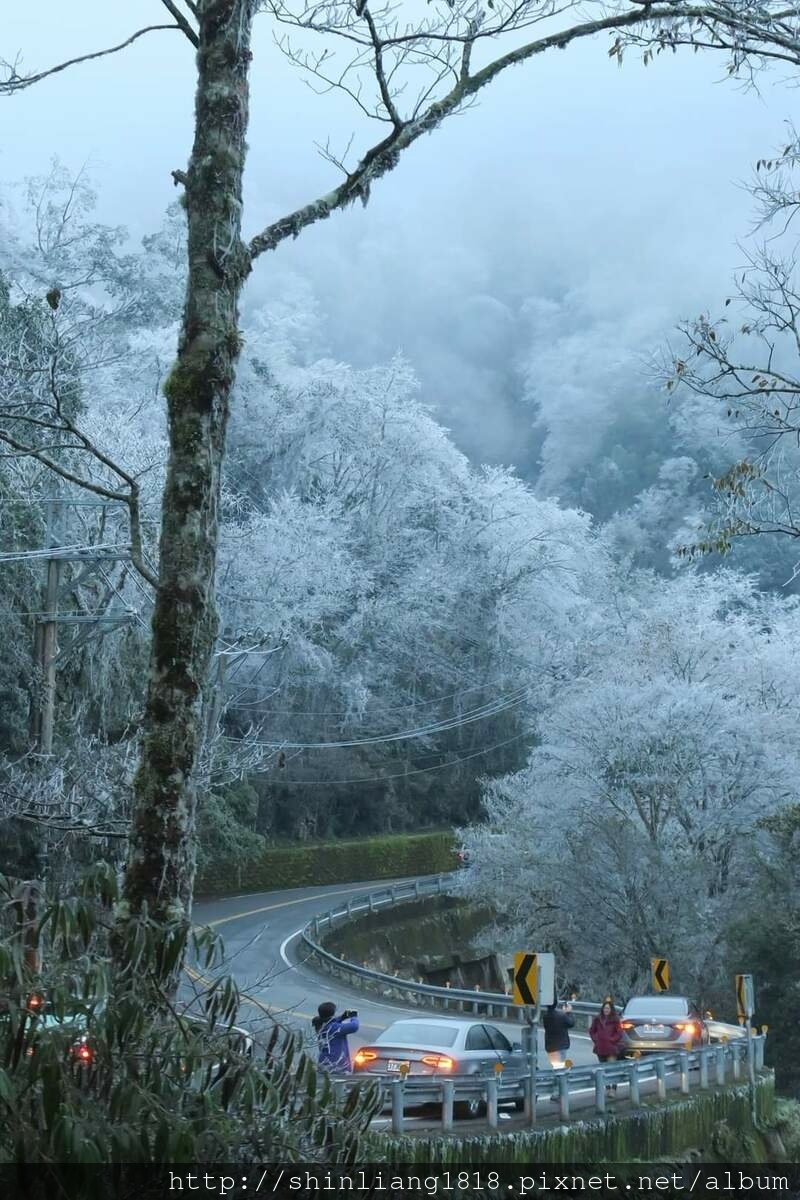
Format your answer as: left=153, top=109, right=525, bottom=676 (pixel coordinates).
left=624, top=998, right=689, bottom=1017
left=376, top=1023, right=459, bottom=1047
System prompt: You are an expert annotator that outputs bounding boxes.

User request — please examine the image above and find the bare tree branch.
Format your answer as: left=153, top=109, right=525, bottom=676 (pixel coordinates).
left=250, top=2, right=736, bottom=260
left=0, top=26, right=186, bottom=96
left=160, top=0, right=201, bottom=47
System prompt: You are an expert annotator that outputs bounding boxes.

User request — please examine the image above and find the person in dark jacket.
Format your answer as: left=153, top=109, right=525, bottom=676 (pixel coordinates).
left=312, top=1002, right=359, bottom=1073
left=542, top=1001, right=574, bottom=1069
left=589, top=1000, right=622, bottom=1063
left=589, top=999, right=623, bottom=1094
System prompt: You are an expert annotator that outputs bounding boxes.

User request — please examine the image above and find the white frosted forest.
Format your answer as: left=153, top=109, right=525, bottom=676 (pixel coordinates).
left=2, top=0, right=800, bottom=1166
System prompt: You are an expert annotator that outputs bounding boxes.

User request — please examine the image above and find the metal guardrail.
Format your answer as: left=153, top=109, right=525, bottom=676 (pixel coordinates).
left=301, top=874, right=599, bottom=1024
left=299, top=874, right=768, bottom=1134
left=330, top=1039, right=767, bottom=1134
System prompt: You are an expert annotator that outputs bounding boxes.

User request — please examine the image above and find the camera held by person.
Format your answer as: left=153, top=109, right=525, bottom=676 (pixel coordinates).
left=312, top=1002, right=360, bottom=1073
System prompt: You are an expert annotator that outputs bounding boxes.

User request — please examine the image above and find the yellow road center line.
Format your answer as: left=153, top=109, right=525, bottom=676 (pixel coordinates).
left=189, top=884, right=385, bottom=1032
left=203, top=883, right=373, bottom=929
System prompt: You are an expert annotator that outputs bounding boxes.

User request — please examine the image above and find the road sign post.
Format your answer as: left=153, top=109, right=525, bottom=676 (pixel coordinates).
left=512, top=952, right=554, bottom=1127
left=651, top=957, right=670, bottom=992
left=522, top=1012, right=538, bottom=1126
left=736, top=974, right=757, bottom=1122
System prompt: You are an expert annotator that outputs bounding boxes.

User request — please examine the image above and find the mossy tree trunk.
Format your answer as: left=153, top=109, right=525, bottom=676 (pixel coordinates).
left=120, top=0, right=254, bottom=931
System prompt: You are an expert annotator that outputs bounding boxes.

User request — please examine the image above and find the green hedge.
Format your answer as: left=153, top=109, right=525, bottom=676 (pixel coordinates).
left=195, top=830, right=457, bottom=896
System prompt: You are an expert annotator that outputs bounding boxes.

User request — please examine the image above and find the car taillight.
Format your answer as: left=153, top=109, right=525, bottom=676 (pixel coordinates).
left=421, top=1054, right=454, bottom=1071
left=71, top=1042, right=93, bottom=1065
left=353, top=1050, right=377, bottom=1068
left=676, top=1022, right=698, bottom=1035
left=621, top=1021, right=634, bottom=1030
left=26, top=994, right=44, bottom=1013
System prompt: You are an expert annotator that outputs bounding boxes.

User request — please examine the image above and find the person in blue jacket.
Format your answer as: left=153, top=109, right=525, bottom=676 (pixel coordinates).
left=312, top=1001, right=359, bottom=1072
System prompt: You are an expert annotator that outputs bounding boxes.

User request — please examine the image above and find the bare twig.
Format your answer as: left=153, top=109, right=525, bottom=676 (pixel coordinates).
left=0, top=26, right=185, bottom=95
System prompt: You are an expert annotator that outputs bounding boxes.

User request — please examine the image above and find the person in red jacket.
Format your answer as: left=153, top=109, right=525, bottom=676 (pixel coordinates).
left=589, top=999, right=622, bottom=1090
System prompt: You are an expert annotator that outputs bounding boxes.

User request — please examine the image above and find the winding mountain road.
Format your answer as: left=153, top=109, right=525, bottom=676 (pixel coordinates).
left=192, top=880, right=595, bottom=1068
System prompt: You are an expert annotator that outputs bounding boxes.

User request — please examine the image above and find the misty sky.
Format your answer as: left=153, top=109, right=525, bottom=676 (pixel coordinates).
left=2, top=2, right=793, bottom=466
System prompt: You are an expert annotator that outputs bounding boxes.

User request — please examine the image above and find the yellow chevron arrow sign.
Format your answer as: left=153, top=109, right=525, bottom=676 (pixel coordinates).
left=651, top=957, right=670, bottom=993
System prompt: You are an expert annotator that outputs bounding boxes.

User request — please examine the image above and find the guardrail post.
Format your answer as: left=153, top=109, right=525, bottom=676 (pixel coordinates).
left=732, top=1043, right=742, bottom=1082
left=368, top=893, right=375, bottom=913
left=679, top=1052, right=690, bottom=1095
left=715, top=1046, right=726, bottom=1086
left=487, top=1077, right=498, bottom=1129
left=390, top=886, right=396, bottom=904
left=441, top=1079, right=454, bottom=1132
left=628, top=1061, right=640, bottom=1107
left=414, top=880, right=420, bottom=898
left=557, top=1072, right=570, bottom=1121
left=312, top=917, right=320, bottom=938
left=654, top=1058, right=667, bottom=1101
left=346, top=899, right=353, bottom=917
left=333, top=1079, right=347, bottom=1106
left=524, top=1071, right=535, bottom=1125
left=755, top=1035, right=765, bottom=1070
left=391, top=1078, right=405, bottom=1134
left=594, top=1068, right=606, bottom=1114
left=699, top=1048, right=709, bottom=1089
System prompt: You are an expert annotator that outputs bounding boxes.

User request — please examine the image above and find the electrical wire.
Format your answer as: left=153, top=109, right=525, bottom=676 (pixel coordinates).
left=223, top=673, right=521, bottom=717
left=0, top=498, right=126, bottom=506
left=97, top=563, right=149, bottom=630
left=257, top=728, right=532, bottom=785
left=1, top=609, right=134, bottom=619
left=222, top=686, right=530, bottom=750
left=0, top=542, right=130, bottom=564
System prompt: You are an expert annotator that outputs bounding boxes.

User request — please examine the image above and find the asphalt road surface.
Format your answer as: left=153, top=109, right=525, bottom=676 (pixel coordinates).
left=191, top=879, right=596, bottom=1065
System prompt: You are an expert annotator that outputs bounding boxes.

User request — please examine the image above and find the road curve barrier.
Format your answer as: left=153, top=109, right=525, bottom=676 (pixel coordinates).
left=301, top=874, right=602, bottom=1026
left=330, top=1041, right=767, bottom=1134
left=299, top=874, right=768, bottom=1133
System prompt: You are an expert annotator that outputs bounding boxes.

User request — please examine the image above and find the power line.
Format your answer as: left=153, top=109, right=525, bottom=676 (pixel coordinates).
left=262, top=729, right=532, bottom=785
left=224, top=674, right=522, bottom=717
left=0, top=542, right=130, bottom=564
left=2, top=608, right=134, bottom=619
left=222, top=687, right=530, bottom=751
left=0, top=498, right=126, bottom=506
left=97, top=563, right=149, bottom=630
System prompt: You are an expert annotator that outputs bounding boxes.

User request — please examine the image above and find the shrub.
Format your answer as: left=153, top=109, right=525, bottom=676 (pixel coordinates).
left=0, top=867, right=380, bottom=1174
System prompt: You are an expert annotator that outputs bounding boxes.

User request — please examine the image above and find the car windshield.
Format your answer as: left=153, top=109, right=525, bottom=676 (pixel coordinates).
left=39, top=1011, right=87, bottom=1030
left=376, top=1022, right=459, bottom=1048
left=625, top=998, right=689, bottom=1017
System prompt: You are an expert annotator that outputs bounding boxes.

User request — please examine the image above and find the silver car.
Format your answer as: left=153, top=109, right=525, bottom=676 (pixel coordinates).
left=352, top=1017, right=526, bottom=1118
left=620, top=995, right=708, bottom=1054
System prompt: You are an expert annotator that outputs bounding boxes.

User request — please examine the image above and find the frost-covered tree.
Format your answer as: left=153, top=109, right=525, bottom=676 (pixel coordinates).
left=0, top=178, right=607, bottom=864
left=455, top=569, right=800, bottom=996
left=215, top=323, right=602, bottom=840
left=5, top=0, right=800, bottom=949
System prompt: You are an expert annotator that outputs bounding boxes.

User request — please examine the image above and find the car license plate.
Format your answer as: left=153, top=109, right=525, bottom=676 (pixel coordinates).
left=387, top=1060, right=406, bottom=1073
left=641, top=1024, right=666, bottom=1035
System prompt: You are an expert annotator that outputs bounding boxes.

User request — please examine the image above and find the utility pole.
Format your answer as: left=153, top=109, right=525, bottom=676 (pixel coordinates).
left=18, top=499, right=134, bottom=754
left=39, top=502, right=62, bottom=755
